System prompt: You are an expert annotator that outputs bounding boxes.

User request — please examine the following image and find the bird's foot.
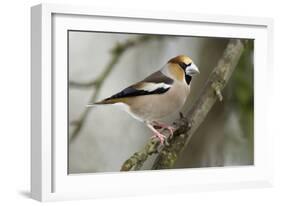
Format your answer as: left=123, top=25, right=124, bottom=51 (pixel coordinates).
left=151, top=131, right=166, bottom=145
left=152, top=121, right=176, bottom=138
left=146, top=121, right=170, bottom=148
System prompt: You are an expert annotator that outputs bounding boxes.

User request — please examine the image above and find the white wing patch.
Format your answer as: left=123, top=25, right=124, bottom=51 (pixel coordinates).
left=140, top=82, right=171, bottom=92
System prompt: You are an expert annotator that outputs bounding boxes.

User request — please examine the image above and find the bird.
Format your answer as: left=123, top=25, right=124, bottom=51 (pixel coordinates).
left=88, top=55, right=199, bottom=145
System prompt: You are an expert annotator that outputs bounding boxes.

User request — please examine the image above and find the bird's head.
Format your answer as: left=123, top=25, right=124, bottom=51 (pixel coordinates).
left=168, top=55, right=200, bottom=76
left=166, top=55, right=200, bottom=84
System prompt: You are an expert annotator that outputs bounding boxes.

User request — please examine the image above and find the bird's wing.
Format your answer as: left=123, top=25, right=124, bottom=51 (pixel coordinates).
left=96, top=71, right=174, bottom=104
left=142, top=70, right=174, bottom=84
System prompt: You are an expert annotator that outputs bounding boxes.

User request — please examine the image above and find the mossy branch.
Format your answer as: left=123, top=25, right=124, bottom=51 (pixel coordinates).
left=69, top=35, right=157, bottom=143
left=121, top=39, right=247, bottom=171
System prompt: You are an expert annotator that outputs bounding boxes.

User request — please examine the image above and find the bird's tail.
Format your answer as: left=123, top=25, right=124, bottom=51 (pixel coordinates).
left=86, top=98, right=119, bottom=107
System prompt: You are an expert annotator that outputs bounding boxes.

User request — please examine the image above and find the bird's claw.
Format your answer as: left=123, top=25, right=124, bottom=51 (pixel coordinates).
left=152, top=121, right=176, bottom=139
left=164, top=126, right=176, bottom=137
left=151, top=133, right=166, bottom=145
left=151, top=133, right=171, bottom=154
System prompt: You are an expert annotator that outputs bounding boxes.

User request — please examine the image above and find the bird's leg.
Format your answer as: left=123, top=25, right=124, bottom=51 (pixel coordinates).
left=146, top=122, right=166, bottom=145
left=152, top=121, right=176, bottom=138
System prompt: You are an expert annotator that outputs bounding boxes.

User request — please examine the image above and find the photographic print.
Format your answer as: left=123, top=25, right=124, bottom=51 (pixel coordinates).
left=68, top=31, right=254, bottom=174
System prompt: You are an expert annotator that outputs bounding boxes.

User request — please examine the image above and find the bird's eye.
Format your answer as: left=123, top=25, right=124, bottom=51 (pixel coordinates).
left=178, top=62, right=191, bottom=70
left=178, top=62, right=187, bottom=70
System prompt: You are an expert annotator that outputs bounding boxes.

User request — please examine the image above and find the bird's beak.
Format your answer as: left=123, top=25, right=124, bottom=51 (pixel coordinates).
left=186, top=63, right=200, bottom=76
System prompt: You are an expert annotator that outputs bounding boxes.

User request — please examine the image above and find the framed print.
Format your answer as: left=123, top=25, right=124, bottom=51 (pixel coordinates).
left=31, top=3, right=274, bottom=201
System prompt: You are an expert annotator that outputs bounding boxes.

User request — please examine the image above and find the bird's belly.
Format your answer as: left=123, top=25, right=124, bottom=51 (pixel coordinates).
left=128, top=83, right=189, bottom=121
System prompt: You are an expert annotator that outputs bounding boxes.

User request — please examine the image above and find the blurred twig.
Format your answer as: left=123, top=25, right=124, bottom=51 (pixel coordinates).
left=121, top=39, right=247, bottom=171
left=69, top=35, right=157, bottom=143
left=69, top=80, right=99, bottom=88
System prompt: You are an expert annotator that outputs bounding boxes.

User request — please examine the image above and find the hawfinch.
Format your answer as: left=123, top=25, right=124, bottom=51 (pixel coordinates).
left=89, top=55, right=199, bottom=144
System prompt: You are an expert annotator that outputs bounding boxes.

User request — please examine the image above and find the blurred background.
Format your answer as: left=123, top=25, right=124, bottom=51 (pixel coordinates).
left=68, top=31, right=254, bottom=173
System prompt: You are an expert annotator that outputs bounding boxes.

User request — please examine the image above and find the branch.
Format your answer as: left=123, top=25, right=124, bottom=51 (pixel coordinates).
left=69, top=80, right=99, bottom=88
left=69, top=35, right=158, bottom=143
left=69, top=36, right=158, bottom=89
left=120, top=39, right=247, bottom=171
left=121, top=138, right=159, bottom=171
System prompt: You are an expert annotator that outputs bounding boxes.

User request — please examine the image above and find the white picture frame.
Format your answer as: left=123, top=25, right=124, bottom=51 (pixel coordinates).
left=31, top=3, right=274, bottom=202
